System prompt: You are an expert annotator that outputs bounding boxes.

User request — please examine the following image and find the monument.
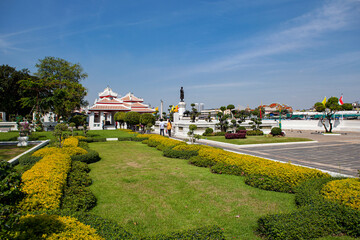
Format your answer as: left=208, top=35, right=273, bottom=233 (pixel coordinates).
left=178, top=87, right=186, bottom=117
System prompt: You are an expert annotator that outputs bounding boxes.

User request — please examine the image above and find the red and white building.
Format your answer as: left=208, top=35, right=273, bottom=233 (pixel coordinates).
left=88, top=87, right=155, bottom=130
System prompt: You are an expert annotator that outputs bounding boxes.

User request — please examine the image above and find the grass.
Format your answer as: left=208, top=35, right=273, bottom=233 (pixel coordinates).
left=0, top=129, right=134, bottom=141
left=201, top=135, right=312, bottom=145
left=0, top=145, right=32, bottom=161
left=88, top=141, right=296, bottom=239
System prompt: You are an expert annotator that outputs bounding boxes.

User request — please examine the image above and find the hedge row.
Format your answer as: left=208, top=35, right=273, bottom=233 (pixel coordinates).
left=61, top=161, right=97, bottom=211
left=16, top=214, right=104, bottom=240
left=257, top=177, right=360, bottom=239
left=19, top=153, right=72, bottom=211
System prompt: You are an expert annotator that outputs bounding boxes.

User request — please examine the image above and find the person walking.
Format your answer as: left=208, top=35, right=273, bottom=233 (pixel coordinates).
left=167, top=119, right=172, bottom=137
left=159, top=119, right=165, bottom=136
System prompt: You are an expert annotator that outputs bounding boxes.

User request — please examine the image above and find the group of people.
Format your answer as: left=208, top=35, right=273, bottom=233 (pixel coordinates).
left=159, top=119, right=172, bottom=137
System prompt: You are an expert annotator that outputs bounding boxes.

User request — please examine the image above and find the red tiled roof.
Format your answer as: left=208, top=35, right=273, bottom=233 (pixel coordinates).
left=96, top=98, right=122, bottom=104
left=121, top=93, right=143, bottom=102
left=132, top=108, right=155, bottom=113
left=131, top=102, right=148, bottom=108
left=89, top=105, right=130, bottom=111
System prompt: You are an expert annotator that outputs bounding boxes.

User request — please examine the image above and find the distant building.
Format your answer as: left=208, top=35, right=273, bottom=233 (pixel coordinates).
left=259, top=103, right=293, bottom=115
left=88, top=87, right=155, bottom=130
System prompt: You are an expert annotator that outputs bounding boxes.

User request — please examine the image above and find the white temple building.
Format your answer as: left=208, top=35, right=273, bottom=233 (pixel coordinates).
left=88, top=87, right=155, bottom=130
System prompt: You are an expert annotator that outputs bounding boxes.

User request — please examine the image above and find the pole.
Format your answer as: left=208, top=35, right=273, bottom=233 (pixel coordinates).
left=279, top=105, right=282, bottom=130
left=160, top=100, right=163, bottom=119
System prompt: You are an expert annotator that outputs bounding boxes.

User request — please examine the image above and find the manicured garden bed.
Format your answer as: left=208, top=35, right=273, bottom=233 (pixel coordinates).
left=201, top=135, right=312, bottom=145
left=89, top=141, right=296, bottom=239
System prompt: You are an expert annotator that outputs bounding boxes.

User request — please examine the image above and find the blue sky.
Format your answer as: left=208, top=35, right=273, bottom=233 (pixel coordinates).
left=1, top=0, right=359, bottom=110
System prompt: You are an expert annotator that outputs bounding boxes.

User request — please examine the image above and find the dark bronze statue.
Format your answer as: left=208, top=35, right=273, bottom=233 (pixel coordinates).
left=180, top=87, right=184, bottom=102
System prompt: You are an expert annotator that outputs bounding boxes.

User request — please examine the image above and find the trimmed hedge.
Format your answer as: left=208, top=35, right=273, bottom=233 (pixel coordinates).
left=163, top=148, right=198, bottom=159
left=246, top=130, right=264, bottom=136
left=245, top=175, right=292, bottom=193
left=188, top=156, right=216, bottom=168
left=82, top=137, right=107, bottom=143
left=257, top=177, right=360, bottom=239
left=211, top=163, right=246, bottom=176
left=61, top=161, right=96, bottom=211
left=142, top=225, right=225, bottom=240
left=18, top=155, right=42, bottom=166
left=225, top=132, right=246, bottom=139
left=71, top=149, right=101, bottom=164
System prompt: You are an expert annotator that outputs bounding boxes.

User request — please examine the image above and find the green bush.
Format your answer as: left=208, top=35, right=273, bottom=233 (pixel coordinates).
left=142, top=225, right=225, bottom=240
left=236, top=126, right=246, bottom=131
left=163, top=148, right=198, bottom=159
left=56, top=210, right=133, bottom=240
left=202, top=128, right=214, bottom=136
left=257, top=177, right=360, bottom=239
left=210, top=163, right=246, bottom=176
left=271, top=127, right=282, bottom=136
left=246, top=130, right=264, bottom=136
left=188, top=156, right=216, bottom=168
left=214, top=132, right=225, bottom=136
left=245, top=175, right=293, bottom=193
left=78, top=141, right=89, bottom=149
left=0, top=160, right=24, bottom=239
left=71, top=149, right=100, bottom=164
left=83, top=137, right=106, bottom=142
left=61, top=161, right=96, bottom=211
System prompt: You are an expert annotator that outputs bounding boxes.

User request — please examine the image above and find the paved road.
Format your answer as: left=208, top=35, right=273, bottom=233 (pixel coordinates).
left=185, top=130, right=360, bottom=177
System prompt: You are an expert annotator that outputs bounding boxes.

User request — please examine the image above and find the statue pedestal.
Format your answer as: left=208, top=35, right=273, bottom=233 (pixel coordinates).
left=178, top=101, right=186, bottom=118
left=17, top=136, right=29, bottom=146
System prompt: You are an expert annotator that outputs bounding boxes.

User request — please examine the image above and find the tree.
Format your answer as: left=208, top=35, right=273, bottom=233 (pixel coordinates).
left=69, top=114, right=87, bottom=129
left=190, top=103, right=200, bottom=122
left=0, top=65, right=34, bottom=120
left=53, top=123, right=69, bottom=147
left=314, top=97, right=341, bottom=133
left=250, top=117, right=262, bottom=131
left=188, top=124, right=199, bottom=144
left=216, top=106, right=230, bottom=132
left=124, top=112, right=140, bottom=130
left=235, top=110, right=250, bottom=125
left=341, top=103, right=353, bottom=111
left=114, top=112, right=126, bottom=129
left=227, top=104, right=235, bottom=118
left=140, top=113, right=155, bottom=127
left=21, top=57, right=88, bottom=121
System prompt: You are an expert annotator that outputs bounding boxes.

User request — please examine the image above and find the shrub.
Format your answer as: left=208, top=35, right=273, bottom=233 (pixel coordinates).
left=197, top=147, right=329, bottom=192
left=142, top=225, right=225, bottom=240
left=62, top=137, right=79, bottom=147
left=246, top=130, right=264, bottom=136
left=236, top=126, right=246, bottom=131
left=19, top=153, right=72, bottom=211
left=258, top=177, right=360, bottom=239
left=270, top=127, right=282, bottom=136
left=0, top=160, right=24, bottom=239
left=210, top=163, right=246, bottom=176
left=163, top=148, right=198, bottom=159
left=214, top=132, right=225, bottom=136
left=16, top=214, right=104, bottom=240
left=320, top=178, right=360, bottom=211
left=61, top=161, right=96, bottom=211
left=146, top=135, right=185, bottom=149
left=71, top=149, right=101, bottom=164
left=82, top=137, right=106, bottom=142
left=225, top=132, right=246, bottom=139
left=245, top=175, right=292, bottom=193
left=57, top=210, right=133, bottom=240
left=188, top=156, right=216, bottom=168
left=203, top=128, right=214, bottom=136
left=32, top=146, right=87, bottom=157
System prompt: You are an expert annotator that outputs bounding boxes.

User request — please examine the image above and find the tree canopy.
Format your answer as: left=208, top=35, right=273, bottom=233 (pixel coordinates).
left=314, top=97, right=341, bottom=133
left=19, top=57, right=88, bottom=121
left=0, top=65, right=33, bottom=119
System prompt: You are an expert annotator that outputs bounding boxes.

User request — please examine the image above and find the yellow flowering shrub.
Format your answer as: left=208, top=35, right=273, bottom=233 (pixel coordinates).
left=172, top=144, right=210, bottom=152
left=147, top=135, right=186, bottom=149
left=136, top=134, right=152, bottom=139
left=20, top=153, right=71, bottom=211
left=33, top=146, right=87, bottom=157
left=62, top=137, right=79, bottom=147
left=198, top=148, right=329, bottom=187
left=19, top=214, right=104, bottom=240
left=75, top=136, right=87, bottom=140
left=321, top=178, right=360, bottom=211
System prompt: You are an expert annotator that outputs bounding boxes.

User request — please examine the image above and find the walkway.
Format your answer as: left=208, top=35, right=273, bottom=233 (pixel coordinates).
left=177, top=130, right=360, bottom=177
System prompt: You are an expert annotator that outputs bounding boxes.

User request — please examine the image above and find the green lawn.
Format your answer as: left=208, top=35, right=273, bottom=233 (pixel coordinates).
left=0, top=145, right=32, bottom=161
left=201, top=135, right=312, bottom=145
left=0, top=129, right=134, bottom=141
left=88, top=141, right=296, bottom=239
